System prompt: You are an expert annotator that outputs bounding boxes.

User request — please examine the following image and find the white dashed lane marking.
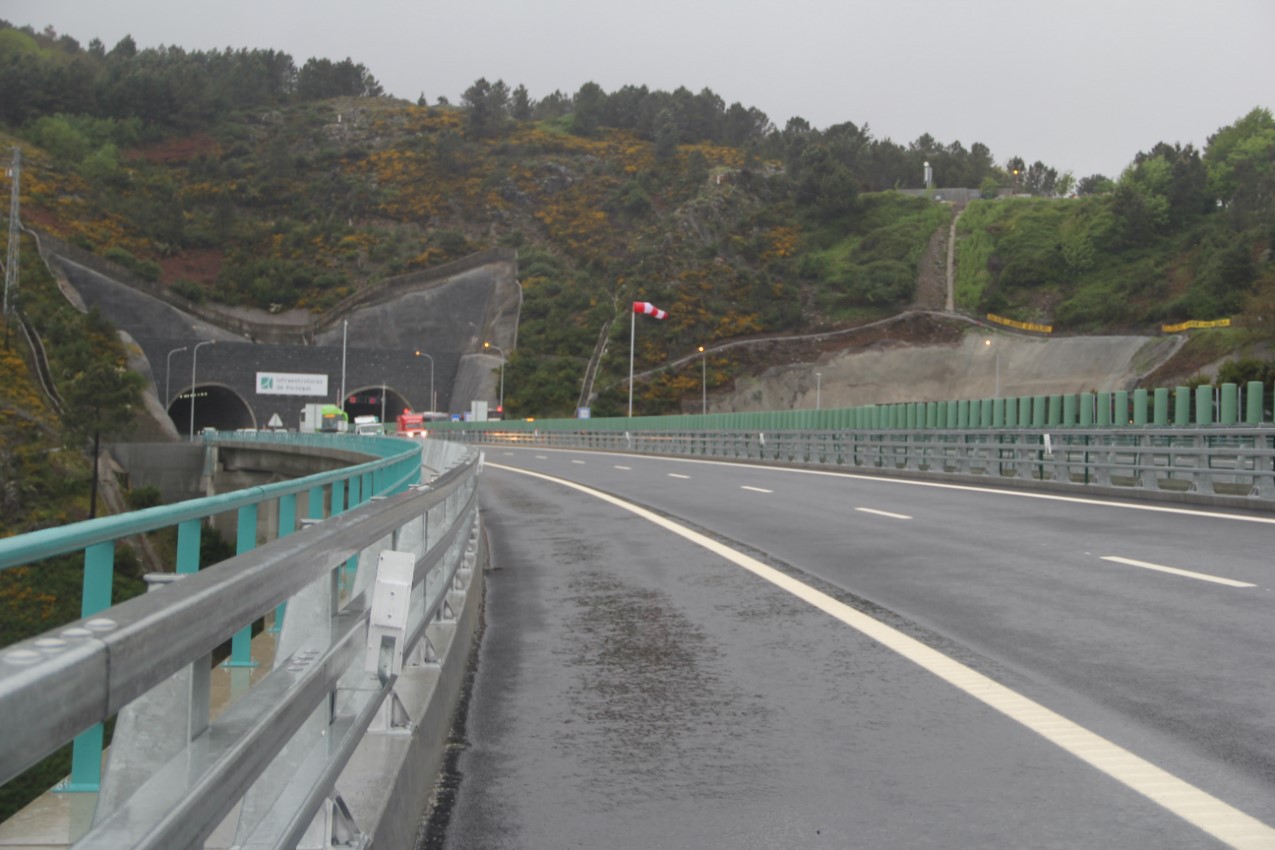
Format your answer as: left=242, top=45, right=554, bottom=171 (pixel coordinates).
left=856, top=507, right=913, bottom=520
left=1101, top=556, right=1256, bottom=588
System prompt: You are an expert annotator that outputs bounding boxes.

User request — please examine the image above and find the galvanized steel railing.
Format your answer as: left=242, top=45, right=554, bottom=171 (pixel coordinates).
left=449, top=427, right=1275, bottom=501
left=0, top=435, right=451, bottom=841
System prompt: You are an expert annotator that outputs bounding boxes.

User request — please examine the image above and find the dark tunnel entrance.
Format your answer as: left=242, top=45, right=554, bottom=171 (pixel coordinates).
left=342, top=386, right=411, bottom=428
left=169, top=384, right=256, bottom=436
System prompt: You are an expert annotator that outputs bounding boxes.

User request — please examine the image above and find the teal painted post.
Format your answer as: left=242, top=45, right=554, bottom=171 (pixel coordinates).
left=992, top=397, right=1005, bottom=428
left=1175, top=387, right=1191, bottom=426
left=1005, top=397, right=1018, bottom=427
left=1247, top=381, right=1265, bottom=424
left=176, top=519, right=201, bottom=574
left=1220, top=383, right=1238, bottom=425
left=1079, top=393, right=1094, bottom=427
left=1032, top=396, right=1047, bottom=428
left=1063, top=394, right=1077, bottom=427
left=349, top=473, right=362, bottom=508
left=926, top=402, right=938, bottom=429
left=226, top=504, right=259, bottom=668
left=1096, top=392, right=1111, bottom=427
left=308, top=485, right=325, bottom=520
left=945, top=401, right=958, bottom=429
left=347, top=474, right=365, bottom=584
left=980, top=399, right=993, bottom=428
left=64, top=541, right=115, bottom=791
left=271, top=493, right=297, bottom=633
left=1195, top=384, right=1214, bottom=425
left=1114, top=391, right=1129, bottom=425
left=1018, top=396, right=1032, bottom=427
left=958, top=400, right=970, bottom=429
left=968, top=400, right=981, bottom=428
left=1154, top=388, right=1169, bottom=425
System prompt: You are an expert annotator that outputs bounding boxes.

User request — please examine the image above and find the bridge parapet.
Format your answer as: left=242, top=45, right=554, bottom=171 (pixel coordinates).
left=0, top=433, right=484, bottom=848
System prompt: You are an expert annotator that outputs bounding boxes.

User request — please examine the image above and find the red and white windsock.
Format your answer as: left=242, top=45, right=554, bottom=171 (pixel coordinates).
left=633, top=301, right=667, bottom=320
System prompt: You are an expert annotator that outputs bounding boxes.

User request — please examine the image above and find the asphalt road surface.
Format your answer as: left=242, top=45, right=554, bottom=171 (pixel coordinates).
left=425, top=446, right=1275, bottom=849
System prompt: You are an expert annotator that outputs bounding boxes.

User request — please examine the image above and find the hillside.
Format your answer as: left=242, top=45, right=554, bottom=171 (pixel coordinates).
left=2, top=20, right=1274, bottom=426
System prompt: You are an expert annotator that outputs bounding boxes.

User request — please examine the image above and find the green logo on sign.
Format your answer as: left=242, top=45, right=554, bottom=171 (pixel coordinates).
left=260, top=376, right=273, bottom=390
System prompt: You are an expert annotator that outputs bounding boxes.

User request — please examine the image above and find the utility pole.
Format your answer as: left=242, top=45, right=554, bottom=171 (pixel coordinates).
left=3, top=147, right=19, bottom=350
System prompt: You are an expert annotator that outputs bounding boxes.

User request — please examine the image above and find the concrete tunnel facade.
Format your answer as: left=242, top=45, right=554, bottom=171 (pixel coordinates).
left=41, top=243, right=521, bottom=435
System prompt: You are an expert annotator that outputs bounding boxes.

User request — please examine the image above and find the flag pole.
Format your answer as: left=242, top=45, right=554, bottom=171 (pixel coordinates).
left=628, top=307, right=635, bottom=417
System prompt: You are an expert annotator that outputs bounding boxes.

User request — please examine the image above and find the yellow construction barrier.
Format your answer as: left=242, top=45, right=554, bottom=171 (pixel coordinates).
left=987, top=314, right=1053, bottom=333
left=1161, top=318, right=1231, bottom=333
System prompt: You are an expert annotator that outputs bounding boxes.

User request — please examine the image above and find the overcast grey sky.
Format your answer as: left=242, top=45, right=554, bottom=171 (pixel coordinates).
left=6, top=0, right=1273, bottom=180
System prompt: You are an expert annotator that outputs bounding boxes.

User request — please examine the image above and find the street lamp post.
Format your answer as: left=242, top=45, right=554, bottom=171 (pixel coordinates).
left=189, top=340, right=214, bottom=440
left=415, top=350, right=435, bottom=413
left=816, top=372, right=822, bottom=410
left=165, top=345, right=188, bottom=408
left=985, top=338, right=1000, bottom=399
left=339, top=319, right=348, bottom=409
left=698, top=346, right=707, bottom=415
left=484, top=341, right=505, bottom=414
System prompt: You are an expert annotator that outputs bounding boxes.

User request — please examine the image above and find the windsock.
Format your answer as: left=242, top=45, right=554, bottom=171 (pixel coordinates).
left=632, top=301, right=667, bottom=320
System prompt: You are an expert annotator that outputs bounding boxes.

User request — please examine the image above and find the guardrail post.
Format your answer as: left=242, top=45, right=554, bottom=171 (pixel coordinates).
left=176, top=519, right=202, bottom=574
left=94, top=573, right=211, bottom=823
left=1063, top=394, right=1077, bottom=427
left=1192, top=434, right=1216, bottom=494
left=270, top=494, right=298, bottom=634
left=59, top=541, right=115, bottom=792
left=1255, top=433, right=1275, bottom=497
left=225, top=504, right=260, bottom=668
left=1135, top=432, right=1155, bottom=489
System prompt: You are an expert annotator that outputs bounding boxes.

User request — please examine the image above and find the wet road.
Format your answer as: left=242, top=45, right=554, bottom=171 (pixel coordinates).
left=430, top=447, right=1275, bottom=849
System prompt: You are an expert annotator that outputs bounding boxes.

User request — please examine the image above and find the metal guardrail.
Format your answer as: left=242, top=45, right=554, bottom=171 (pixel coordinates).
left=0, top=430, right=424, bottom=748
left=448, top=426, right=1275, bottom=502
left=0, top=434, right=482, bottom=848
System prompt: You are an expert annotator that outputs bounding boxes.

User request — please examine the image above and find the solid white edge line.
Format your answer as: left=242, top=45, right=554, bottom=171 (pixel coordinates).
left=668, top=473, right=690, bottom=479
left=489, top=460, right=1275, bottom=849
left=1100, top=556, right=1257, bottom=588
left=856, top=507, right=913, bottom=520
left=741, top=486, right=773, bottom=493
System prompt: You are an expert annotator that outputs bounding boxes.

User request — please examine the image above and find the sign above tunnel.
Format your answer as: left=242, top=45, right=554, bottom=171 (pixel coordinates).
left=256, top=372, right=329, bottom=397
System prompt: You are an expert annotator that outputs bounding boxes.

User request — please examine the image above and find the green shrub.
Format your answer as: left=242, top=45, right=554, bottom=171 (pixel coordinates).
left=170, top=279, right=206, bottom=304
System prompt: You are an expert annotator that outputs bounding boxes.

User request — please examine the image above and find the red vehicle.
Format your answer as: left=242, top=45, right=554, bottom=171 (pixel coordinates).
left=397, top=411, right=427, bottom=437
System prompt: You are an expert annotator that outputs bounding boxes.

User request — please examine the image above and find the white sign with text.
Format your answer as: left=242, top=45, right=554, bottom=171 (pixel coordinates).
left=256, top=372, right=329, bottom=397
